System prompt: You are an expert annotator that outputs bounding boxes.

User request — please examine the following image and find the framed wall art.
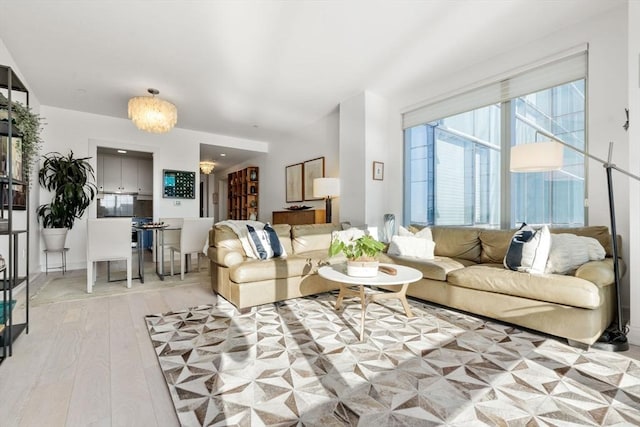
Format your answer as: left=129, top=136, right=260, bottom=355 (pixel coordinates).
left=303, top=156, right=325, bottom=200
left=373, top=161, right=384, bottom=181
left=285, top=162, right=303, bottom=202
left=163, top=169, right=196, bottom=199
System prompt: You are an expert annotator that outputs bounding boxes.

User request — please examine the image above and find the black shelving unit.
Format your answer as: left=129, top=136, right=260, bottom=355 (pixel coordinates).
left=0, top=65, right=30, bottom=363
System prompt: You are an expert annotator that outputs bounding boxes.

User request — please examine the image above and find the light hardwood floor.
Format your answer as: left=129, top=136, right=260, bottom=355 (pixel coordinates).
left=1, top=261, right=218, bottom=427
left=1, top=263, right=640, bottom=427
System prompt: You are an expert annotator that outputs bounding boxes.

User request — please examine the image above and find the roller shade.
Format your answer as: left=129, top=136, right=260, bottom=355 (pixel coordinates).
left=403, top=48, right=587, bottom=129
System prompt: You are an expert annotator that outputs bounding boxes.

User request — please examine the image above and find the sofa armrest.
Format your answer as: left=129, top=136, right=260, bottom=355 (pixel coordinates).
left=208, top=246, right=245, bottom=268
left=574, top=258, right=616, bottom=287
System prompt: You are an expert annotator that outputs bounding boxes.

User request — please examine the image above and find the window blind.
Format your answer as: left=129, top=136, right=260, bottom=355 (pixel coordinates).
left=403, top=48, right=587, bottom=129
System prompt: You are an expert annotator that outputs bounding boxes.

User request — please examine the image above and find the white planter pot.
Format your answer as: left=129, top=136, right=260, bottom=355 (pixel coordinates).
left=42, top=228, right=68, bottom=252
left=346, top=260, right=379, bottom=278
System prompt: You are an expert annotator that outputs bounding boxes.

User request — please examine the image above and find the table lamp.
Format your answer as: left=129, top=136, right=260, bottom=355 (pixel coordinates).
left=313, top=178, right=340, bottom=223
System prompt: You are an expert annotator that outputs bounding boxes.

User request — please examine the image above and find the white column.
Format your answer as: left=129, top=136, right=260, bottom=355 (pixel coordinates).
left=339, top=91, right=391, bottom=231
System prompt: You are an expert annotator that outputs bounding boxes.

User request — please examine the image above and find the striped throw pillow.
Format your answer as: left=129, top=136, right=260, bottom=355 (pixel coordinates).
left=246, top=224, right=286, bottom=260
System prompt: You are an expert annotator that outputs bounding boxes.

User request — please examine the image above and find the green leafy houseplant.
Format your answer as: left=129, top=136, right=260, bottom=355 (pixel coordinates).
left=36, top=151, right=97, bottom=229
left=329, top=234, right=386, bottom=261
left=0, top=93, right=44, bottom=182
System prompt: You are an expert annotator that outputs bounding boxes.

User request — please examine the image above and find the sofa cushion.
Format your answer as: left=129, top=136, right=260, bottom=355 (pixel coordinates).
left=229, top=253, right=342, bottom=283
left=212, top=224, right=244, bottom=253
left=272, top=224, right=293, bottom=255
left=479, top=226, right=616, bottom=263
left=388, top=235, right=436, bottom=259
left=292, top=223, right=341, bottom=254
left=246, top=224, right=286, bottom=260
left=447, top=265, right=606, bottom=309
left=429, top=227, right=481, bottom=263
left=551, top=226, right=614, bottom=257
left=503, top=224, right=551, bottom=274
left=212, top=223, right=293, bottom=257
left=479, top=229, right=514, bottom=263
left=386, top=254, right=467, bottom=281
left=545, top=233, right=605, bottom=274
left=399, top=225, right=433, bottom=240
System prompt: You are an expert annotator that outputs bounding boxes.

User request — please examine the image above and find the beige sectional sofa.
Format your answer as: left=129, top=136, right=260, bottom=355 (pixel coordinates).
left=208, top=222, right=619, bottom=346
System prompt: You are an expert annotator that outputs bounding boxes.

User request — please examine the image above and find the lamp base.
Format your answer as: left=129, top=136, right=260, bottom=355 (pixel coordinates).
left=591, top=327, right=629, bottom=352
left=325, top=197, right=332, bottom=224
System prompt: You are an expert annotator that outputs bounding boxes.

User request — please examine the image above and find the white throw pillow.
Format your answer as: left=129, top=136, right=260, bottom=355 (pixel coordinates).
left=398, top=225, right=433, bottom=241
left=545, top=233, right=606, bottom=274
left=331, top=227, right=366, bottom=244
left=388, top=235, right=435, bottom=259
left=503, top=224, right=551, bottom=275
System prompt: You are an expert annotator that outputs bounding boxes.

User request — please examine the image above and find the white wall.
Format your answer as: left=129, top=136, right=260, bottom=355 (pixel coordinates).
left=339, top=91, right=393, bottom=232
left=627, top=0, right=640, bottom=345
left=339, top=94, right=366, bottom=224
left=216, top=109, right=339, bottom=224
left=364, top=92, right=391, bottom=232
left=38, top=106, right=268, bottom=271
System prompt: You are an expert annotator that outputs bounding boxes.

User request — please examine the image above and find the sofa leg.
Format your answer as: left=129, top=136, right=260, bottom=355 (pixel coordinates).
left=237, top=307, right=252, bottom=315
left=567, top=339, right=589, bottom=350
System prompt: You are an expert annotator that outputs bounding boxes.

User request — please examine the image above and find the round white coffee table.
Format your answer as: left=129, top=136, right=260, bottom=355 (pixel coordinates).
left=318, top=263, right=422, bottom=341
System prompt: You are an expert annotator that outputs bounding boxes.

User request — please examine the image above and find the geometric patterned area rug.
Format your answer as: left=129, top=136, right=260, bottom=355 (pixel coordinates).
left=145, top=292, right=640, bottom=426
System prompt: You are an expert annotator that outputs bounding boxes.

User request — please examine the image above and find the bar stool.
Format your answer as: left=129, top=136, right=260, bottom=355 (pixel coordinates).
left=44, top=247, right=69, bottom=275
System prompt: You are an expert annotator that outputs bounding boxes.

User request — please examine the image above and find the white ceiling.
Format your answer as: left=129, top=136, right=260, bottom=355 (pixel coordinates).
left=0, top=0, right=625, bottom=168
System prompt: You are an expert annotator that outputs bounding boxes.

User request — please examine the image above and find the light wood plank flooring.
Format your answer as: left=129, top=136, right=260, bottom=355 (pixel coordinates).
left=1, top=262, right=639, bottom=426
left=0, top=260, right=218, bottom=427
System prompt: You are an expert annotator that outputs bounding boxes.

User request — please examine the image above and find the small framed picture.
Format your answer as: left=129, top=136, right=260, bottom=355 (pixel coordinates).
left=373, top=161, right=384, bottom=181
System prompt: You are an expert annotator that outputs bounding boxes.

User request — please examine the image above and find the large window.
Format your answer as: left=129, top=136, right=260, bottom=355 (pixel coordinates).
left=511, top=80, right=585, bottom=226
left=404, top=78, right=586, bottom=228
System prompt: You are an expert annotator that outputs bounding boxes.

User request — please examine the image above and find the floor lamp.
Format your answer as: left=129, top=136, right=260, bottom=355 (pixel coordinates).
left=313, top=178, right=340, bottom=223
left=199, top=161, right=215, bottom=217
left=511, top=131, right=640, bottom=352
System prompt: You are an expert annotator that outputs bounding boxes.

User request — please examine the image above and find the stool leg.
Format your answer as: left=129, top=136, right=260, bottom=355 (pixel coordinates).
left=45, top=251, right=49, bottom=275
left=87, top=261, right=93, bottom=293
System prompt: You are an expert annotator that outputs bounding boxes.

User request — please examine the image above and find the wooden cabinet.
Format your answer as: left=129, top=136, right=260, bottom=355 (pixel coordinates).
left=227, top=166, right=258, bottom=220
left=137, top=158, right=153, bottom=195
left=272, top=210, right=326, bottom=225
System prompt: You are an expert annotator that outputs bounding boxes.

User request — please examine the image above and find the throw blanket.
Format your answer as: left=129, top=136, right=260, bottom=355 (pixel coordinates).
left=216, top=220, right=266, bottom=259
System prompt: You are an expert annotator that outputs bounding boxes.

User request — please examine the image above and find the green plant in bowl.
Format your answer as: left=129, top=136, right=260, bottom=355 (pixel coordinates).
left=329, top=234, right=385, bottom=261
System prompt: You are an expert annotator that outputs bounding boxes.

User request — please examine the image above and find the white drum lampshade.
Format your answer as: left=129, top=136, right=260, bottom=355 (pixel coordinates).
left=510, top=141, right=564, bottom=172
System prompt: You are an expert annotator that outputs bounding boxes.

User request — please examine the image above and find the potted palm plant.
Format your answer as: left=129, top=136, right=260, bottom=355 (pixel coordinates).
left=36, top=151, right=97, bottom=250
left=329, top=233, right=386, bottom=277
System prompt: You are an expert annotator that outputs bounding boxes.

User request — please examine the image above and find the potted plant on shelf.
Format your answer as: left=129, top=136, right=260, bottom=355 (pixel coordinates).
left=329, top=233, right=386, bottom=277
left=36, top=151, right=97, bottom=251
left=0, top=93, right=44, bottom=183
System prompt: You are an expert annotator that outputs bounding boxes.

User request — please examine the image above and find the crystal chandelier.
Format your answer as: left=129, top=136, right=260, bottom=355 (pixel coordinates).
left=199, top=161, right=215, bottom=175
left=128, top=88, right=177, bottom=133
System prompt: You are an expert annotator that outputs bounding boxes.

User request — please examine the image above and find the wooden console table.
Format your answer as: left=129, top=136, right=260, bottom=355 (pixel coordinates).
left=272, top=209, right=326, bottom=225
